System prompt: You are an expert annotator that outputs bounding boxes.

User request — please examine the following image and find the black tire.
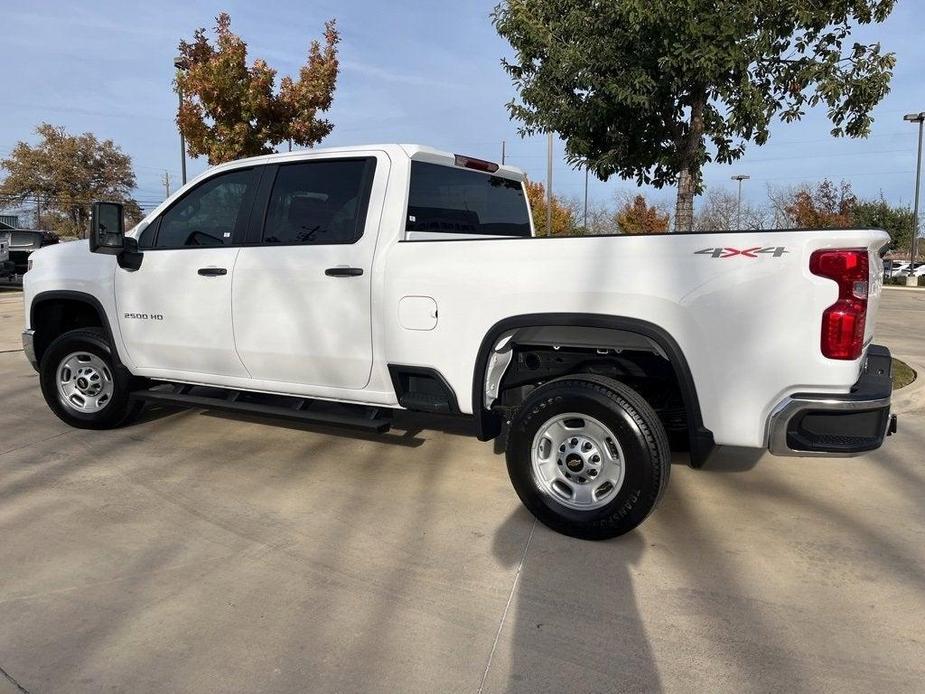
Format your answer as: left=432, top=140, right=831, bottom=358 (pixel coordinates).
left=505, top=374, right=671, bottom=540
left=39, top=328, right=143, bottom=430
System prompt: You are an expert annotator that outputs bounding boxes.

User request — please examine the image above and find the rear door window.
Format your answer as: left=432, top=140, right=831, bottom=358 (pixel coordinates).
left=406, top=162, right=531, bottom=237
left=261, top=158, right=375, bottom=245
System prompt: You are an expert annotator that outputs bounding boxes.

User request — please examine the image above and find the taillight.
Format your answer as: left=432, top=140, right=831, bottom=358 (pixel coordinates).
left=809, top=249, right=869, bottom=360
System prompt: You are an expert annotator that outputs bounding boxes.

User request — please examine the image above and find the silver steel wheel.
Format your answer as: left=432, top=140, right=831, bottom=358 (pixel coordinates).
left=530, top=412, right=626, bottom=511
left=56, top=351, right=114, bottom=414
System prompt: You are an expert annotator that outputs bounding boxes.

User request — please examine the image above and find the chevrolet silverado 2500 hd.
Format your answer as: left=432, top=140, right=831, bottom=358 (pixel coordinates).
left=22, top=145, right=896, bottom=539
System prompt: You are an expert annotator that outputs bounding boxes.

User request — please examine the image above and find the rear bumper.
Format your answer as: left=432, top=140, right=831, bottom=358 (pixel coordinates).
left=767, top=345, right=896, bottom=456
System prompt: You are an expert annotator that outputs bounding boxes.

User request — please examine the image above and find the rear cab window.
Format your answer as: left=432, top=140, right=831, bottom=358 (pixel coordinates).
left=405, top=161, right=531, bottom=239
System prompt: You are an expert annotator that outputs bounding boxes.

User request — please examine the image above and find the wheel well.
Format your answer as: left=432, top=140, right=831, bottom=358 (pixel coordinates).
left=473, top=316, right=715, bottom=466
left=31, top=297, right=105, bottom=365
left=499, top=342, right=684, bottom=426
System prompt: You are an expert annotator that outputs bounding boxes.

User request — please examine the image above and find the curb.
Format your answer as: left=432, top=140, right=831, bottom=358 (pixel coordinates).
left=882, top=285, right=925, bottom=293
left=891, top=355, right=925, bottom=415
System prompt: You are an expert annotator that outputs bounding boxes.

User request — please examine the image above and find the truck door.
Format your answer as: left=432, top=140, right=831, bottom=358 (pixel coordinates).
left=231, top=154, right=386, bottom=390
left=114, top=166, right=259, bottom=377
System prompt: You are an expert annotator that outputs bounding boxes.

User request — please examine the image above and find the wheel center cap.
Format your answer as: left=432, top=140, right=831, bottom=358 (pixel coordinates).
left=565, top=453, right=584, bottom=472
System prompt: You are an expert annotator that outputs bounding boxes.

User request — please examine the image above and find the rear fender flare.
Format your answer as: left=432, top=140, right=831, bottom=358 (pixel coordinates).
left=471, top=313, right=714, bottom=466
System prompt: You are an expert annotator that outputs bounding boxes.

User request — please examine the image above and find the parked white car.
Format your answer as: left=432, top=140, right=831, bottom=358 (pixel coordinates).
left=21, top=145, right=897, bottom=539
left=886, top=260, right=908, bottom=276
left=885, top=260, right=925, bottom=277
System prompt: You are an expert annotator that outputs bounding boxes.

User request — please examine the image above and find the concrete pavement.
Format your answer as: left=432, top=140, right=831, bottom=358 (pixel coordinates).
left=0, top=289, right=24, bottom=353
left=0, top=289, right=923, bottom=693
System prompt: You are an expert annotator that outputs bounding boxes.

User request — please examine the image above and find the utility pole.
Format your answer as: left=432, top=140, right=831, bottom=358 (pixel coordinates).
left=162, top=171, right=171, bottom=199
left=501, top=140, right=506, bottom=166
left=731, top=174, right=750, bottom=230
left=174, top=56, right=190, bottom=185
left=583, top=165, right=589, bottom=230
left=546, top=132, right=553, bottom=237
left=904, top=112, right=925, bottom=276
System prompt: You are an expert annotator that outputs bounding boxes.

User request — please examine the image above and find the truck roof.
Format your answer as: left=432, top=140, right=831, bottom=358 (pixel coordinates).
left=210, top=144, right=527, bottom=182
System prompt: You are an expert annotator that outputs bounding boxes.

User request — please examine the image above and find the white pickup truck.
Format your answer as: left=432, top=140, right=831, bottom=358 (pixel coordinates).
left=22, top=144, right=897, bottom=539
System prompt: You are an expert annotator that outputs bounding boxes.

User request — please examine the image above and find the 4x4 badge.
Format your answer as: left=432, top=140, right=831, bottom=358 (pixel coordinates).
left=695, top=246, right=788, bottom=258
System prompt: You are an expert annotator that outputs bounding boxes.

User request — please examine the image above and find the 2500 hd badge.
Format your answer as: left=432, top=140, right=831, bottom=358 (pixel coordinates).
left=123, top=313, right=164, bottom=320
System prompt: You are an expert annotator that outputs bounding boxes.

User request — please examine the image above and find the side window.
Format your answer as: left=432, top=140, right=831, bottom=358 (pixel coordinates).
left=262, top=158, right=374, bottom=245
left=152, top=168, right=256, bottom=249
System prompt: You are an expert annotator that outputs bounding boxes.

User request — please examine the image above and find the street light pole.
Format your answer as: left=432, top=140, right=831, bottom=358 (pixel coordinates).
left=174, top=56, right=190, bottom=186
left=731, top=174, right=750, bottom=230
left=546, top=132, right=553, bottom=237
left=583, top=165, right=589, bottom=230
left=904, top=112, right=925, bottom=273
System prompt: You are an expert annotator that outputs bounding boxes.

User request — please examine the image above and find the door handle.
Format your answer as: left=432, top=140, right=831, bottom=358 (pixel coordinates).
left=198, top=267, right=228, bottom=276
left=324, top=267, right=364, bottom=277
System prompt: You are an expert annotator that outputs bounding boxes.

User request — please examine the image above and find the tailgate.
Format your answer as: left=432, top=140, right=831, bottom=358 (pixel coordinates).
left=9, top=230, right=42, bottom=252
left=864, top=239, right=887, bottom=350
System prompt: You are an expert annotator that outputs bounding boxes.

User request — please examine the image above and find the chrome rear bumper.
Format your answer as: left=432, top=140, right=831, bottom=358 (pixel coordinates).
left=767, top=345, right=895, bottom=457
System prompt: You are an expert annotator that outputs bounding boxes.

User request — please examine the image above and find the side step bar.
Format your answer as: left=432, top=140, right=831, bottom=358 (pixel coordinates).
left=132, top=385, right=392, bottom=433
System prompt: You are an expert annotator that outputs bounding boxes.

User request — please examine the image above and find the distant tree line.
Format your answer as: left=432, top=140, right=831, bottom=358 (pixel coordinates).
left=530, top=177, right=916, bottom=255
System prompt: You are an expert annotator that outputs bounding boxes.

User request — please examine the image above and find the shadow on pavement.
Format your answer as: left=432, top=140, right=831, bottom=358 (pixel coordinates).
left=491, top=511, right=662, bottom=692
left=696, top=445, right=764, bottom=473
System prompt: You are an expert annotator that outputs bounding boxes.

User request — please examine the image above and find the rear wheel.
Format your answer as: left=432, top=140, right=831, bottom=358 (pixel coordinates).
left=39, top=328, right=142, bottom=429
left=505, top=375, right=671, bottom=540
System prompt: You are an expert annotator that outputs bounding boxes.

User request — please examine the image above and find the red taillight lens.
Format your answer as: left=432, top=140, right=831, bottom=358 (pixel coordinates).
left=454, top=154, right=500, bottom=173
left=809, top=249, right=869, bottom=360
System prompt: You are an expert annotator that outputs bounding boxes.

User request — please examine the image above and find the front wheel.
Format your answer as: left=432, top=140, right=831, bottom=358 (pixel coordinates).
left=39, top=328, right=142, bottom=429
left=505, top=375, right=671, bottom=540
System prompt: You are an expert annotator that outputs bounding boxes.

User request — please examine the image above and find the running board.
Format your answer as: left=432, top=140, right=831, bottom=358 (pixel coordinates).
left=132, top=385, right=392, bottom=433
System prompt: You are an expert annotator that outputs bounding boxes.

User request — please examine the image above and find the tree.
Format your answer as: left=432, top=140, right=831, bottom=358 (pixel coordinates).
left=766, top=183, right=802, bottom=229
left=525, top=180, right=578, bottom=235
left=493, top=1, right=896, bottom=231
left=176, top=12, right=340, bottom=165
left=0, top=123, right=139, bottom=238
left=695, top=189, right=766, bottom=231
left=784, top=179, right=856, bottom=228
left=616, top=194, right=669, bottom=234
left=583, top=199, right=620, bottom=236
left=852, top=196, right=916, bottom=254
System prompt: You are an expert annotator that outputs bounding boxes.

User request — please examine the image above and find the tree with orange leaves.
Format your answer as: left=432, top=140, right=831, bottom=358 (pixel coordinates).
left=175, top=13, right=340, bottom=165
left=784, top=179, right=856, bottom=229
left=616, top=195, right=669, bottom=234
left=525, top=180, right=578, bottom=236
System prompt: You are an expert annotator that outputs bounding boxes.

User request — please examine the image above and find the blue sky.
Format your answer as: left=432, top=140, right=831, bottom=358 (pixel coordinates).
left=2, top=0, right=924, bottom=216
